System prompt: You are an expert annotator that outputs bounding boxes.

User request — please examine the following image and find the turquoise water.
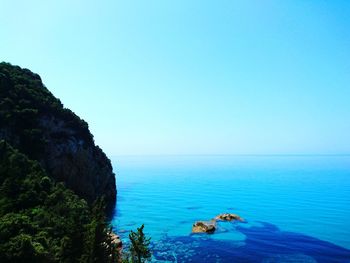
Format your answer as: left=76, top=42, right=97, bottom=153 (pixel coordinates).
left=111, top=155, right=350, bottom=262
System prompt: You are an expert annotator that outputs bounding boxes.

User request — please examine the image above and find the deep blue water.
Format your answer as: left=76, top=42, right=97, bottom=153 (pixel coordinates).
left=111, top=155, right=350, bottom=262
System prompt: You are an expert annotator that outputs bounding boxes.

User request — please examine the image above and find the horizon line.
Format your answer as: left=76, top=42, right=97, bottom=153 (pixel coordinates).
left=109, top=153, right=350, bottom=158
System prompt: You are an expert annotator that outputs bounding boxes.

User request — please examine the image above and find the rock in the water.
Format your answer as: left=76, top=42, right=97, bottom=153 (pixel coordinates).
left=192, top=221, right=216, bottom=234
left=214, top=213, right=244, bottom=222
left=110, top=233, right=122, bottom=248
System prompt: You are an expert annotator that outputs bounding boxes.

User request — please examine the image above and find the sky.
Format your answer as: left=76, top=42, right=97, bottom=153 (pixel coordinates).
left=1, top=0, right=349, bottom=155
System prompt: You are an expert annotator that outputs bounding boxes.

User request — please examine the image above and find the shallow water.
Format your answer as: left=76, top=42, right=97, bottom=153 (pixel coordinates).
left=111, top=155, right=350, bottom=262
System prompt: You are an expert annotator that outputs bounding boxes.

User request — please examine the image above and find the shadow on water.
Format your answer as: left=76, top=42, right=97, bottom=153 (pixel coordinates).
left=152, top=222, right=350, bottom=263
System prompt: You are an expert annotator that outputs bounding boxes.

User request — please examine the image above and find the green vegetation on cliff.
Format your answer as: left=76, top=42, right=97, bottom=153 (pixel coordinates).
left=0, top=62, right=116, bottom=207
left=0, top=63, right=118, bottom=262
left=0, top=141, right=118, bottom=262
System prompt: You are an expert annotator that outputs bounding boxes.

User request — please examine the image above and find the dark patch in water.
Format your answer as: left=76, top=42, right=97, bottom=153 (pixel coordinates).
left=178, top=220, right=195, bottom=224
left=186, top=206, right=203, bottom=210
left=111, top=205, right=122, bottom=218
left=117, top=229, right=129, bottom=234
left=152, top=222, right=350, bottom=262
left=124, top=222, right=137, bottom=227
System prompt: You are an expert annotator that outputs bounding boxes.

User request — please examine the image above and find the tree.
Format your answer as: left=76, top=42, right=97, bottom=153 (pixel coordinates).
left=129, top=225, right=151, bottom=263
left=81, top=198, right=118, bottom=263
left=0, top=141, right=116, bottom=262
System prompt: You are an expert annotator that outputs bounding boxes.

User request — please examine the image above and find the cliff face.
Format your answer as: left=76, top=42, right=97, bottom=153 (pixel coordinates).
left=0, top=62, right=116, bottom=207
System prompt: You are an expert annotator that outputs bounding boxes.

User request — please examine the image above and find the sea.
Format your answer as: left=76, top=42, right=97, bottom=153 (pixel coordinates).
left=111, top=155, right=350, bottom=262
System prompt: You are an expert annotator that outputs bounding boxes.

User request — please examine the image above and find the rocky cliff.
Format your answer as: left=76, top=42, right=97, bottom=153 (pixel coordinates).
left=0, top=62, right=116, bottom=208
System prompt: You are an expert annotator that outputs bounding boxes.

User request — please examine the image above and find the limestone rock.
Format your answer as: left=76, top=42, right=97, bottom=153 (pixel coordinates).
left=192, top=221, right=216, bottom=234
left=110, top=233, right=122, bottom=248
left=214, top=213, right=244, bottom=222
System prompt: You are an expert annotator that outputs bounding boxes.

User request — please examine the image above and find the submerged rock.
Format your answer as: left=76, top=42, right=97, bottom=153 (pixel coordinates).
left=214, top=213, right=244, bottom=222
left=192, top=220, right=217, bottom=234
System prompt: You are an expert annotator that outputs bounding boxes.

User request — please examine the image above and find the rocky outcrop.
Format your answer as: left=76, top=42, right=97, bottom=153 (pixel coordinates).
left=37, top=115, right=116, bottom=207
left=110, top=233, right=122, bottom=248
left=192, top=221, right=216, bottom=234
left=0, top=62, right=116, bottom=208
left=214, top=213, right=244, bottom=222
left=192, top=213, right=244, bottom=234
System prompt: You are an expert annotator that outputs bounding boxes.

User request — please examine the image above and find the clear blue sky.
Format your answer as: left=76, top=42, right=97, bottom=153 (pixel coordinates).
left=1, top=0, right=349, bottom=155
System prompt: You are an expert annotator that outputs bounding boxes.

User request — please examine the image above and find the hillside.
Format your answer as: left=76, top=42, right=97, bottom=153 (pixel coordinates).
left=0, top=62, right=118, bottom=262
left=0, top=62, right=116, bottom=208
left=0, top=140, right=118, bottom=262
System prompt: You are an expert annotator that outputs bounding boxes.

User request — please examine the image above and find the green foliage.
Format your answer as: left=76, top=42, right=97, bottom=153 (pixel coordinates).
left=0, top=62, right=116, bottom=208
left=0, top=141, right=117, bottom=262
left=0, top=62, right=119, bottom=262
left=81, top=198, right=118, bottom=263
left=128, top=225, right=151, bottom=263
left=0, top=62, right=93, bottom=159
